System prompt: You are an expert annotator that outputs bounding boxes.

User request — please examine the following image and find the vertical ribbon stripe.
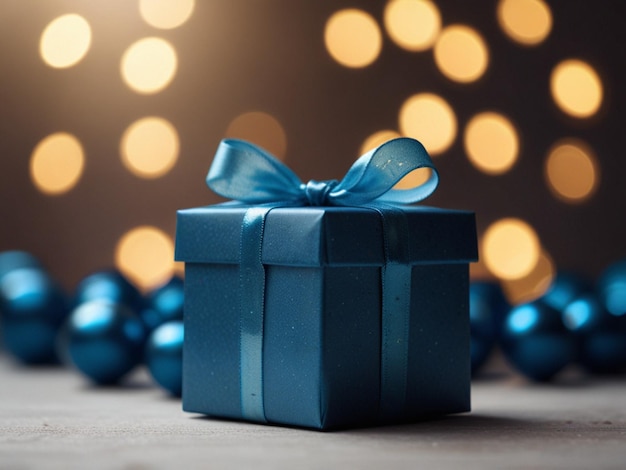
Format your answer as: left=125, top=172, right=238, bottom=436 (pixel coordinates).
left=239, top=207, right=271, bottom=423
left=373, top=206, right=412, bottom=421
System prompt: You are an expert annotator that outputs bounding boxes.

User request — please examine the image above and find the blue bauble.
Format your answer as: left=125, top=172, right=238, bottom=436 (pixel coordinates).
left=0, top=251, right=43, bottom=278
left=141, top=276, right=184, bottom=331
left=501, top=300, right=576, bottom=381
left=469, top=281, right=509, bottom=375
left=563, top=294, right=626, bottom=374
left=62, top=299, right=146, bottom=384
left=73, top=270, right=144, bottom=314
left=0, top=266, right=68, bottom=364
left=597, top=259, right=626, bottom=317
left=543, top=271, right=592, bottom=312
left=145, top=320, right=183, bottom=396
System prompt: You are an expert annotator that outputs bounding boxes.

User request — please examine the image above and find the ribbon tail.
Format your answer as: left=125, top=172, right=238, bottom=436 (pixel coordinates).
left=239, top=207, right=271, bottom=423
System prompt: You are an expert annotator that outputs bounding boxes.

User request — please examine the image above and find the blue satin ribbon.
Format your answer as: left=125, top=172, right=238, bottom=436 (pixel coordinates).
left=206, top=138, right=439, bottom=423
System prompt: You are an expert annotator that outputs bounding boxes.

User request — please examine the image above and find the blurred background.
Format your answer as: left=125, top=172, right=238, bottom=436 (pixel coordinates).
left=0, top=0, right=624, bottom=304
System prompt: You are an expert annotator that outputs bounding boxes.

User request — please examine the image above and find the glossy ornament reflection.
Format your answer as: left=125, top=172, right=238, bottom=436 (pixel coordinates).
left=62, top=300, right=146, bottom=384
left=543, top=271, right=592, bottom=312
left=469, top=281, right=509, bottom=374
left=141, top=276, right=184, bottom=331
left=145, top=320, right=183, bottom=396
left=73, top=270, right=144, bottom=313
left=0, top=255, right=68, bottom=364
left=501, top=300, right=576, bottom=381
left=597, top=259, right=626, bottom=317
left=563, top=294, right=626, bottom=374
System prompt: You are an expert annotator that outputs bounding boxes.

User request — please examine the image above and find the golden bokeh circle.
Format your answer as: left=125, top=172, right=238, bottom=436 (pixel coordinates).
left=324, top=9, right=382, bottom=68
left=121, top=37, right=178, bottom=94
left=434, top=24, right=489, bottom=83
left=225, top=111, right=287, bottom=160
left=550, top=59, right=603, bottom=118
left=545, top=139, right=599, bottom=203
left=40, top=14, right=92, bottom=68
left=398, top=93, right=457, bottom=155
left=139, top=0, right=195, bottom=29
left=464, top=112, right=519, bottom=175
left=497, top=0, right=552, bottom=46
left=30, top=133, right=85, bottom=195
left=383, top=0, right=441, bottom=51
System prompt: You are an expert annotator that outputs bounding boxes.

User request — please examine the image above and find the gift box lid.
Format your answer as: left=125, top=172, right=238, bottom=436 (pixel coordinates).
left=176, top=205, right=477, bottom=267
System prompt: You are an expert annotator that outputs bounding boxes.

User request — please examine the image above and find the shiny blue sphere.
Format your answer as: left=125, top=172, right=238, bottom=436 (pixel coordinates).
left=141, top=276, right=184, bottom=331
left=73, top=270, right=144, bottom=313
left=0, top=267, right=68, bottom=364
left=62, top=300, right=146, bottom=384
left=543, top=271, right=592, bottom=312
left=597, top=259, right=626, bottom=317
left=0, top=251, right=43, bottom=279
left=563, top=294, right=626, bottom=374
left=469, top=281, right=509, bottom=375
left=501, top=300, right=576, bottom=381
left=145, top=321, right=183, bottom=396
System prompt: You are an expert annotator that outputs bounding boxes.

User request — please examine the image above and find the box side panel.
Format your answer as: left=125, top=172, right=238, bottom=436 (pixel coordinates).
left=182, top=263, right=242, bottom=419
left=263, top=266, right=324, bottom=429
left=406, top=263, right=471, bottom=416
left=321, top=266, right=382, bottom=429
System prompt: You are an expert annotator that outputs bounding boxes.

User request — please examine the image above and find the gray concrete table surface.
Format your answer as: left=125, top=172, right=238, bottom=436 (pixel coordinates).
left=1, top=354, right=625, bottom=470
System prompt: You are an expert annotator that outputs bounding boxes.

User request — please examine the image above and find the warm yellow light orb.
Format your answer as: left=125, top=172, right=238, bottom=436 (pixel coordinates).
left=497, top=0, right=552, bottom=46
left=545, top=139, right=599, bottom=203
left=121, top=37, right=178, bottom=94
left=324, top=9, right=382, bottom=68
left=360, top=130, right=402, bottom=155
left=383, top=0, right=441, bottom=51
left=121, top=117, right=180, bottom=178
left=464, top=112, right=519, bottom=175
left=482, top=218, right=541, bottom=280
left=434, top=25, right=489, bottom=83
left=550, top=59, right=603, bottom=118
left=398, top=93, right=457, bottom=155
left=139, top=0, right=195, bottom=29
left=501, top=249, right=555, bottom=304
left=30, top=133, right=85, bottom=195
left=40, top=14, right=92, bottom=68
left=225, top=111, right=287, bottom=160
left=115, top=226, right=175, bottom=291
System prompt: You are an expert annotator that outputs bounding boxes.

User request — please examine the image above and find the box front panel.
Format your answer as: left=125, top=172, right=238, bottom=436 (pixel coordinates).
left=406, top=263, right=471, bottom=416
left=182, top=263, right=242, bottom=419
left=263, top=266, right=324, bottom=428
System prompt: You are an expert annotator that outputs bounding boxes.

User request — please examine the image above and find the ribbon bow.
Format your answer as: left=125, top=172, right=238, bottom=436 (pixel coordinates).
left=207, top=137, right=439, bottom=206
left=206, top=137, right=439, bottom=426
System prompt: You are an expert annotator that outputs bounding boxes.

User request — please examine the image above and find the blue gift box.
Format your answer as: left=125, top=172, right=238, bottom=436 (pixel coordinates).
left=175, top=138, right=478, bottom=430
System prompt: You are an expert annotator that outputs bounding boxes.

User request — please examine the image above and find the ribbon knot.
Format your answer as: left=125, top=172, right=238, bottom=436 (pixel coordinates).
left=301, top=179, right=339, bottom=206
left=207, top=137, right=439, bottom=206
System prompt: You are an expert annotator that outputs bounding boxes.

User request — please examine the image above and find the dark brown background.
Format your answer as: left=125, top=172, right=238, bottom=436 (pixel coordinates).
left=1, top=1, right=625, bottom=290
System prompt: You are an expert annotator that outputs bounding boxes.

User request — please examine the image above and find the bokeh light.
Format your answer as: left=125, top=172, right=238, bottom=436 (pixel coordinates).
left=464, top=112, right=519, bottom=175
left=121, top=37, right=178, bottom=94
left=501, top=249, right=555, bottom=304
left=545, top=139, right=599, bottom=203
left=482, top=218, right=541, bottom=280
left=434, top=25, right=489, bottom=83
left=115, top=226, right=175, bottom=291
left=225, top=111, right=287, bottom=159
left=497, top=0, right=552, bottom=46
left=550, top=59, right=603, bottom=118
left=360, top=130, right=402, bottom=154
left=30, top=133, right=85, bottom=195
left=40, top=14, right=92, bottom=68
left=139, top=0, right=195, bottom=29
left=383, top=0, right=441, bottom=52
left=121, top=117, right=180, bottom=179
left=324, top=9, right=382, bottom=68
left=398, top=93, right=457, bottom=155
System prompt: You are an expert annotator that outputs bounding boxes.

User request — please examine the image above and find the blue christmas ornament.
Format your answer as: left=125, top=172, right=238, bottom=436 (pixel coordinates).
left=501, top=300, right=576, bottom=381
left=73, top=270, right=144, bottom=314
left=469, top=281, right=509, bottom=375
left=543, top=271, right=592, bottom=312
left=562, top=294, right=626, bottom=374
left=597, top=258, right=626, bottom=317
left=61, top=299, right=146, bottom=384
left=0, top=251, right=43, bottom=278
left=145, top=320, right=183, bottom=396
left=0, top=265, right=68, bottom=364
left=141, top=276, right=184, bottom=331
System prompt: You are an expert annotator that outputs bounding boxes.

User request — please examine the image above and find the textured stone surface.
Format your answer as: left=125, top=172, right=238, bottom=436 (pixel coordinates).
left=1, top=355, right=625, bottom=469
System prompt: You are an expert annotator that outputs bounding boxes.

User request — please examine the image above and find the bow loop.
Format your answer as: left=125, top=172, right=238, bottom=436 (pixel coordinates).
left=206, top=137, right=439, bottom=206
